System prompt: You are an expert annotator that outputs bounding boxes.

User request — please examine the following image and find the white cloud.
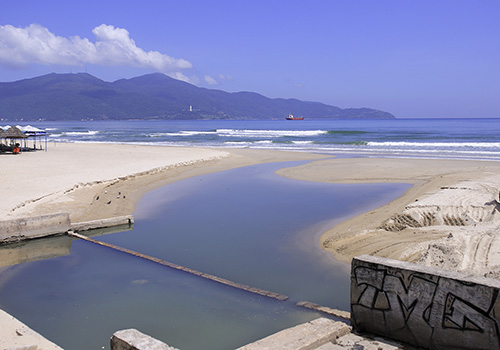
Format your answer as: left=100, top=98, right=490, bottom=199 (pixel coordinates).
left=0, top=23, right=192, bottom=78
left=217, top=74, right=232, bottom=81
left=204, top=75, right=218, bottom=85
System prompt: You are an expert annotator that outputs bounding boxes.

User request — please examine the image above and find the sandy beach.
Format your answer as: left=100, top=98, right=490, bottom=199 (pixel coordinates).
left=0, top=143, right=327, bottom=223
left=277, top=157, right=500, bottom=277
left=2, top=143, right=500, bottom=278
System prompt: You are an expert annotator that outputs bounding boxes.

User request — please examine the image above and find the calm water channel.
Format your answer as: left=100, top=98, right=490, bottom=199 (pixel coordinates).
left=0, top=160, right=410, bottom=350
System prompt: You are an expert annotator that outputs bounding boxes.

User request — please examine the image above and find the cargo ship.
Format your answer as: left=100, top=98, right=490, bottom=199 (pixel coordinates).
left=285, top=114, right=304, bottom=120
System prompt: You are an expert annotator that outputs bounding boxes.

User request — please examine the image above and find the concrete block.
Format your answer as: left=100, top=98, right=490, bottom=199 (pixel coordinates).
left=351, top=254, right=500, bottom=350
left=236, top=318, right=350, bottom=350
left=71, top=215, right=133, bottom=232
left=111, top=329, right=179, bottom=350
left=0, top=213, right=70, bottom=242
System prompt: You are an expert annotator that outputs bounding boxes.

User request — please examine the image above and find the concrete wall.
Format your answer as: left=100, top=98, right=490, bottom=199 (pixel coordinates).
left=351, top=255, right=500, bottom=350
left=0, top=214, right=133, bottom=244
left=0, top=213, right=70, bottom=242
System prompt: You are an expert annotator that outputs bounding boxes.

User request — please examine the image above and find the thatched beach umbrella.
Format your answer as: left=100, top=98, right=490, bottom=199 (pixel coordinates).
left=3, top=126, right=27, bottom=139
left=2, top=126, right=28, bottom=151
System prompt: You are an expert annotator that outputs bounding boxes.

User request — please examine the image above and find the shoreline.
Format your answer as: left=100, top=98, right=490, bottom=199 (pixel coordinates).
left=0, top=143, right=328, bottom=223
left=276, top=157, right=500, bottom=277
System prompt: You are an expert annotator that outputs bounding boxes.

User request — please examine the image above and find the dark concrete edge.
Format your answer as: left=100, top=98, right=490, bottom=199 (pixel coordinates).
left=354, top=254, right=500, bottom=289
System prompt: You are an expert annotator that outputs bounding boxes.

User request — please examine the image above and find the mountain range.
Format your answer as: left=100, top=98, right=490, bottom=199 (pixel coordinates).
left=0, top=73, right=395, bottom=120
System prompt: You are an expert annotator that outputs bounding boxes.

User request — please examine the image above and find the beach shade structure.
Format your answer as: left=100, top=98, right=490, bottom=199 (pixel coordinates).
left=0, top=128, right=5, bottom=152
left=18, top=125, right=45, bottom=134
left=17, top=125, right=48, bottom=151
left=1, top=126, right=28, bottom=152
left=3, top=126, right=27, bottom=139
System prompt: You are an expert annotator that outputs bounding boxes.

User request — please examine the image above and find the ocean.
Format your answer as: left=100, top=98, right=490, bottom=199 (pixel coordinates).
left=33, top=118, right=500, bottom=160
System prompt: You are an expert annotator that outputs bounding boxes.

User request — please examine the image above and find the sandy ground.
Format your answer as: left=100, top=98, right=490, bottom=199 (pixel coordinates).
left=276, top=157, right=500, bottom=277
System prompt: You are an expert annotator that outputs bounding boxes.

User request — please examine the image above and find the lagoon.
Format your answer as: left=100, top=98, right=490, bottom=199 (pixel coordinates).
left=0, top=160, right=409, bottom=350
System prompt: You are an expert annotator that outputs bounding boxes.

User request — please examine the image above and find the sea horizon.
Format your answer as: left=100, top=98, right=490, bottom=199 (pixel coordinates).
left=20, top=117, right=500, bottom=161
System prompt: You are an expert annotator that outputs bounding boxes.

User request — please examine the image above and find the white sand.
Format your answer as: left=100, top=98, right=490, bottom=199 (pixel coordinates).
left=0, top=143, right=327, bottom=223
left=0, top=143, right=229, bottom=221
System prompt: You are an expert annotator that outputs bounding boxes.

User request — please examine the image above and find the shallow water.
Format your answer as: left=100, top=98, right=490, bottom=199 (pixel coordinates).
left=0, top=160, right=410, bottom=350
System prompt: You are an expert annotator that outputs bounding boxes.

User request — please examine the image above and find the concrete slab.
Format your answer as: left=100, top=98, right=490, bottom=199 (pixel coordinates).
left=0, top=213, right=70, bottom=243
left=334, top=333, right=405, bottom=350
left=0, top=309, right=63, bottom=350
left=111, top=329, right=179, bottom=350
left=235, top=318, right=350, bottom=350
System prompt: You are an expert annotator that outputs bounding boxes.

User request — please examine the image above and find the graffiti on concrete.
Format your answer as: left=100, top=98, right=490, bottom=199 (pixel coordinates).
left=351, top=257, right=500, bottom=350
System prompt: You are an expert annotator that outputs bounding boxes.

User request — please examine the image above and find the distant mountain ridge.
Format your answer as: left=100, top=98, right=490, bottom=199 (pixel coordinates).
left=0, top=73, right=395, bottom=120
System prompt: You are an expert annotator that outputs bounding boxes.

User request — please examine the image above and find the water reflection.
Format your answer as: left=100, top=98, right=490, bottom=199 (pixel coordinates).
left=0, top=224, right=132, bottom=268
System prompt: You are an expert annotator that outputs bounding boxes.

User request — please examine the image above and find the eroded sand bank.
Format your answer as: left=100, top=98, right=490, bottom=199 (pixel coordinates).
left=276, top=157, right=500, bottom=277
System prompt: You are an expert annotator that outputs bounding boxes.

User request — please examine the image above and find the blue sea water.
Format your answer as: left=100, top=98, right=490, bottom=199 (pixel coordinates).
left=1, top=118, right=498, bottom=349
left=32, top=118, right=500, bottom=160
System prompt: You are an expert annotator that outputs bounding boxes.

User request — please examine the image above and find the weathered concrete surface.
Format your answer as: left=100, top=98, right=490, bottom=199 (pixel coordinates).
left=110, top=322, right=408, bottom=350
left=111, top=329, right=179, bottom=350
left=70, top=215, right=134, bottom=232
left=317, top=332, right=405, bottom=350
left=0, top=214, right=134, bottom=244
left=0, top=309, right=63, bottom=350
left=351, top=254, right=500, bottom=350
left=236, top=318, right=350, bottom=350
left=0, top=213, right=70, bottom=243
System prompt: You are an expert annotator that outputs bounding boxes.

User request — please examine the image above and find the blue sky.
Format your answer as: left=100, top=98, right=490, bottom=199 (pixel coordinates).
left=1, top=0, right=499, bottom=118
